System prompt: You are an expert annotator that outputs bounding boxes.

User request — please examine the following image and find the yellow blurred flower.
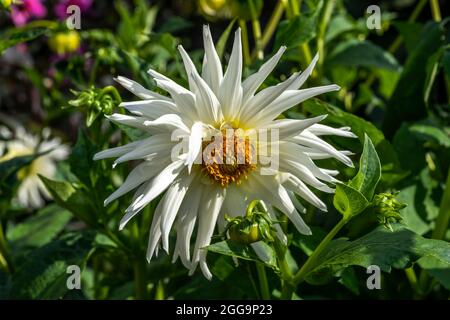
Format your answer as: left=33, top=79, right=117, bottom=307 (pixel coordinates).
left=198, top=0, right=231, bottom=20
left=48, top=31, right=81, bottom=56
left=1, top=0, right=13, bottom=9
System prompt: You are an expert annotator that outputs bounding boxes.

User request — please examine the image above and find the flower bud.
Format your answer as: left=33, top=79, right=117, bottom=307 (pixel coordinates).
left=372, top=192, right=406, bottom=231
left=226, top=200, right=274, bottom=245
left=68, top=86, right=121, bottom=126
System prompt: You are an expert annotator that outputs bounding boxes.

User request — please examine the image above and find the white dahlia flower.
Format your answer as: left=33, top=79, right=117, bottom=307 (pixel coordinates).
left=0, top=126, right=69, bottom=208
left=95, top=26, right=356, bottom=279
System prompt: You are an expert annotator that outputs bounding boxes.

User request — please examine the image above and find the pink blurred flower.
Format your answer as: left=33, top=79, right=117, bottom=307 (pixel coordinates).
left=11, top=0, right=47, bottom=26
left=54, top=0, right=93, bottom=20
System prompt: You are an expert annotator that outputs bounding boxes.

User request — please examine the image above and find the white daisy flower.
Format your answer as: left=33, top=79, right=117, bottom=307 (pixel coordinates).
left=95, top=26, right=356, bottom=279
left=0, top=126, right=69, bottom=208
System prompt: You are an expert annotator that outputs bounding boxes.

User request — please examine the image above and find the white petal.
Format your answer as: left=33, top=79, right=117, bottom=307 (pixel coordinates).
left=190, top=186, right=226, bottom=279
left=146, top=194, right=164, bottom=261
left=290, top=130, right=354, bottom=167
left=263, top=115, right=327, bottom=140
left=202, top=25, right=223, bottom=95
left=178, top=45, right=200, bottom=92
left=285, top=173, right=328, bottom=212
left=152, top=78, right=198, bottom=121
left=119, top=160, right=185, bottom=230
left=285, top=53, right=319, bottom=91
left=93, top=141, right=140, bottom=160
left=144, top=113, right=190, bottom=133
left=250, top=85, right=340, bottom=127
left=279, top=158, right=334, bottom=193
left=250, top=175, right=311, bottom=235
left=106, top=113, right=149, bottom=131
left=186, top=122, right=205, bottom=173
left=120, top=100, right=178, bottom=120
left=218, top=28, right=243, bottom=120
left=241, top=46, right=286, bottom=105
left=115, top=76, right=171, bottom=101
left=104, top=161, right=169, bottom=206
left=190, top=71, right=222, bottom=123
left=175, top=184, right=203, bottom=268
left=113, top=139, right=172, bottom=166
left=159, top=171, right=197, bottom=252
left=307, top=124, right=357, bottom=138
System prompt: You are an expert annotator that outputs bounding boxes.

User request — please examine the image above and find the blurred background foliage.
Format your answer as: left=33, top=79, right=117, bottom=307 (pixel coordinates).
left=0, top=0, right=449, bottom=299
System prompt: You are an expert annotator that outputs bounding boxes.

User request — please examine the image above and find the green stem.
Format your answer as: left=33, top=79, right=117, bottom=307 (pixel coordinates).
left=405, top=267, right=421, bottom=297
left=239, top=20, right=252, bottom=66
left=260, top=0, right=287, bottom=51
left=431, top=169, right=450, bottom=241
left=289, top=0, right=300, bottom=15
left=293, top=218, right=347, bottom=285
left=133, top=258, right=147, bottom=299
left=249, top=0, right=263, bottom=60
left=280, top=281, right=295, bottom=300
left=273, top=236, right=294, bottom=299
left=256, top=263, right=271, bottom=300
left=429, top=0, right=442, bottom=21
left=0, top=221, right=13, bottom=273
left=317, top=0, right=335, bottom=68
left=286, top=0, right=315, bottom=77
left=155, top=280, right=165, bottom=300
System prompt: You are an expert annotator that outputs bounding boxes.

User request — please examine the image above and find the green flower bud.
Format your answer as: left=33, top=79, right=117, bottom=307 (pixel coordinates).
left=225, top=200, right=275, bottom=245
left=68, top=86, right=121, bottom=126
left=372, top=192, right=406, bottom=231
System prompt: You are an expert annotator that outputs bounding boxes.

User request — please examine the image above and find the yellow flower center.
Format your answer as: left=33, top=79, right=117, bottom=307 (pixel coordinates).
left=201, top=128, right=256, bottom=187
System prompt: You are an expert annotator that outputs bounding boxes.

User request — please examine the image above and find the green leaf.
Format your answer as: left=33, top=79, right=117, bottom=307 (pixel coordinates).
left=7, top=204, right=71, bottom=251
left=384, top=22, right=445, bottom=137
left=392, top=21, right=423, bottom=54
left=333, top=183, right=369, bottom=219
left=409, top=123, right=450, bottom=148
left=39, top=176, right=96, bottom=226
left=327, top=39, right=400, bottom=70
left=274, top=3, right=321, bottom=50
left=305, top=225, right=450, bottom=284
left=10, top=232, right=96, bottom=299
left=206, top=240, right=277, bottom=270
left=418, top=256, right=450, bottom=290
left=69, top=129, right=96, bottom=187
left=349, top=134, right=381, bottom=200
left=397, top=169, right=440, bottom=235
left=216, top=19, right=237, bottom=60
left=0, top=27, right=48, bottom=53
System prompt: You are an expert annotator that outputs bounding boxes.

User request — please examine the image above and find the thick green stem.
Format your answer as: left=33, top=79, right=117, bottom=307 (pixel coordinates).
left=317, top=0, right=335, bottom=68
left=260, top=0, right=287, bottom=51
left=133, top=258, right=147, bottom=300
left=249, top=0, right=263, bottom=60
left=431, top=169, right=450, bottom=241
left=405, top=267, right=422, bottom=298
left=293, top=218, right=347, bottom=285
left=256, top=263, right=271, bottom=300
left=155, top=280, right=165, bottom=300
left=239, top=20, right=251, bottom=66
left=429, top=0, right=442, bottom=21
left=273, top=236, right=294, bottom=299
